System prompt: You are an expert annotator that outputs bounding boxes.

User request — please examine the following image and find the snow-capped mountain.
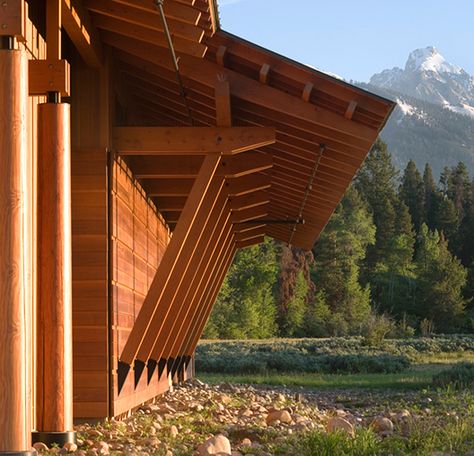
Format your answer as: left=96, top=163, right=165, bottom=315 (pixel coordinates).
left=370, top=46, right=474, bottom=118
left=362, top=47, right=474, bottom=177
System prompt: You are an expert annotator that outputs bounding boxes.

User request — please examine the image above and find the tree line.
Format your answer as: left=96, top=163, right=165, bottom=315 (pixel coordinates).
left=204, top=139, right=474, bottom=339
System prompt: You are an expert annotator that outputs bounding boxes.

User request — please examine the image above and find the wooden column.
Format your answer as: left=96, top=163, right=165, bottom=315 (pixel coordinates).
left=0, top=47, right=35, bottom=455
left=35, top=102, right=75, bottom=445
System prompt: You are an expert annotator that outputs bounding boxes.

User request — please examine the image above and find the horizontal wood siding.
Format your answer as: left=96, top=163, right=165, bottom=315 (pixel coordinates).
left=71, top=149, right=109, bottom=418
left=110, top=157, right=171, bottom=416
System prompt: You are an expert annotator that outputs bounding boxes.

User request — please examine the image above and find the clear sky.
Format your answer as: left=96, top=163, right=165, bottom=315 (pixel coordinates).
left=217, top=0, right=474, bottom=82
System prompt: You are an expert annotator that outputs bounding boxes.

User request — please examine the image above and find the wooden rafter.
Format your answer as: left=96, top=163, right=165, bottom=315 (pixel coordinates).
left=225, top=174, right=271, bottom=196
left=85, top=0, right=205, bottom=42
left=100, top=32, right=377, bottom=144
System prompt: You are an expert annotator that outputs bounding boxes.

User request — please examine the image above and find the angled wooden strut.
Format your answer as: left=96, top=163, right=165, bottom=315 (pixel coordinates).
left=185, top=240, right=238, bottom=358
left=118, top=153, right=222, bottom=388
left=151, top=191, right=231, bottom=368
left=134, top=175, right=225, bottom=365
left=118, top=76, right=275, bottom=390
left=171, top=225, right=236, bottom=367
left=168, top=222, right=235, bottom=375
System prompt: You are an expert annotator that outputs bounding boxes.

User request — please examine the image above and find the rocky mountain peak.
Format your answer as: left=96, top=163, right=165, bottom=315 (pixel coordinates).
left=405, top=46, right=462, bottom=74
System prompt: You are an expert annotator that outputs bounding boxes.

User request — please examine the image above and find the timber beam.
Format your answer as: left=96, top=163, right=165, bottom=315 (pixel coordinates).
left=113, top=126, right=276, bottom=155
left=100, top=32, right=378, bottom=145
left=176, top=236, right=237, bottom=361
left=62, top=0, right=103, bottom=67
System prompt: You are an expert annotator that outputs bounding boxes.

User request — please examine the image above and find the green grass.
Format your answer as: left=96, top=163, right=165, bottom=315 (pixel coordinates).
left=200, top=364, right=442, bottom=391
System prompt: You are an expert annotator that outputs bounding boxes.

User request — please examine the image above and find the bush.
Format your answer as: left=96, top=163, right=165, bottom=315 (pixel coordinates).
left=433, top=362, right=474, bottom=389
left=361, top=313, right=396, bottom=347
left=196, top=339, right=411, bottom=375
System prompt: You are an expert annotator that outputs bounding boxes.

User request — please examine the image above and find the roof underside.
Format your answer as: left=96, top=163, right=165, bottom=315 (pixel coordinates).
left=85, top=0, right=395, bottom=250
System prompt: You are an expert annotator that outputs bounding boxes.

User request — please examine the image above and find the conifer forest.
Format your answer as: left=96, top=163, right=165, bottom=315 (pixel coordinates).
left=205, top=139, right=474, bottom=338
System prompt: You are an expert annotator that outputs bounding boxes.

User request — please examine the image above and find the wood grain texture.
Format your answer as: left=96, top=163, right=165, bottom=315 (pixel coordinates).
left=36, top=102, right=74, bottom=432
left=0, top=49, right=32, bottom=452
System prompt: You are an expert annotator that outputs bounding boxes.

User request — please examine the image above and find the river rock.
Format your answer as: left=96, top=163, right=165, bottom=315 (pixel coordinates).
left=326, top=417, right=355, bottom=437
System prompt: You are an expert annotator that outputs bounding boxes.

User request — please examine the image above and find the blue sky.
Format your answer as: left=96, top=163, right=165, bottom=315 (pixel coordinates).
left=218, top=0, right=474, bottom=82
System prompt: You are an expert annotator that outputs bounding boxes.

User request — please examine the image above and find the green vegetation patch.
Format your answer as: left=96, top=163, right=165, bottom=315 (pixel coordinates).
left=433, top=362, right=474, bottom=389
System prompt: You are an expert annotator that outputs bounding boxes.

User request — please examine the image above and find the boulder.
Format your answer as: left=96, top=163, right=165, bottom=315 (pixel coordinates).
left=265, top=409, right=292, bottom=425
left=197, top=434, right=232, bottom=456
left=371, top=417, right=394, bottom=435
left=326, top=417, right=355, bottom=437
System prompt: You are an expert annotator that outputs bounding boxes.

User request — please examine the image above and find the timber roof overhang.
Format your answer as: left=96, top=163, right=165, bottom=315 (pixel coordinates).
left=85, top=0, right=396, bottom=250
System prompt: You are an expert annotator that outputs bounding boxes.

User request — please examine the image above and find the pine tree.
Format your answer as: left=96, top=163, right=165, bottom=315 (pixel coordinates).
left=355, top=138, right=416, bottom=312
left=415, top=224, right=467, bottom=332
left=355, top=138, right=399, bottom=281
left=423, top=163, right=437, bottom=229
left=204, top=239, right=278, bottom=339
left=400, top=160, right=425, bottom=231
left=311, top=186, right=375, bottom=335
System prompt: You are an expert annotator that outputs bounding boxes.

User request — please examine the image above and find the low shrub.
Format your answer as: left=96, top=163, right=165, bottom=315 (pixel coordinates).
left=196, top=349, right=410, bottom=375
left=433, top=362, right=474, bottom=389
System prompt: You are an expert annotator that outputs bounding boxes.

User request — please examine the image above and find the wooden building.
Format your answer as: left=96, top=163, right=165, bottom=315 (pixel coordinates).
left=0, top=0, right=395, bottom=453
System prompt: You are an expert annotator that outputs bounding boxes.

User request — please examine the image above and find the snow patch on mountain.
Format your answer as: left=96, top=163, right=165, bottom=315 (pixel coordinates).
left=369, top=46, right=474, bottom=119
left=405, top=46, right=462, bottom=74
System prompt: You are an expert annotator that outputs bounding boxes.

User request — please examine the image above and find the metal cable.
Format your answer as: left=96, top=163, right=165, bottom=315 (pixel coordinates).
left=288, top=143, right=326, bottom=246
left=154, top=0, right=194, bottom=126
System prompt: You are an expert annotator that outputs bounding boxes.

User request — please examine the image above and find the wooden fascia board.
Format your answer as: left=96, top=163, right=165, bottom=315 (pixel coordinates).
left=62, top=0, right=103, bottom=67
left=113, top=126, right=276, bottom=155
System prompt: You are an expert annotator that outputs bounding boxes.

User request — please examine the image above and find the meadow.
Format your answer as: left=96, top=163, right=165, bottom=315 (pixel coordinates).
left=195, top=336, right=474, bottom=455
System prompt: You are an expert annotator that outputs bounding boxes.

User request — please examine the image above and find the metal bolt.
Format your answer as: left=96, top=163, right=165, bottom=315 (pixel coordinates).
left=48, top=64, right=53, bottom=69
left=1, top=24, right=7, bottom=29
left=2, top=2, right=8, bottom=8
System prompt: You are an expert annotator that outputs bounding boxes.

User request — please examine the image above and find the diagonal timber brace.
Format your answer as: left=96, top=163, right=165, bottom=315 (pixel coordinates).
left=155, top=204, right=233, bottom=365
left=119, top=154, right=221, bottom=372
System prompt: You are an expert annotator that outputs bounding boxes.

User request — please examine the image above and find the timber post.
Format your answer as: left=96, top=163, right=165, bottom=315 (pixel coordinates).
left=0, top=37, right=36, bottom=455
left=33, top=101, right=75, bottom=446
left=32, top=0, right=75, bottom=446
